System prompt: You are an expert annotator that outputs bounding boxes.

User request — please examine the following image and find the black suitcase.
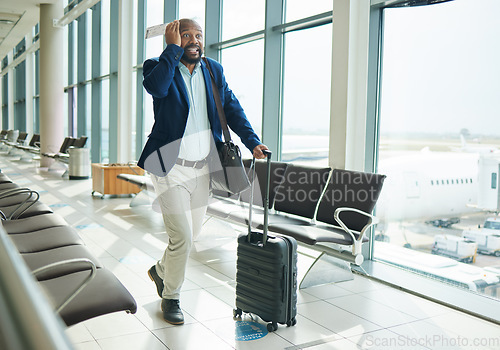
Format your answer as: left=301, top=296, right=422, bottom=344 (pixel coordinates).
left=233, top=150, right=298, bottom=332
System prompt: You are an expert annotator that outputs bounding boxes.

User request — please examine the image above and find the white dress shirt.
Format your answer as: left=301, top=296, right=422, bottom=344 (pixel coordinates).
left=177, top=61, right=211, bottom=161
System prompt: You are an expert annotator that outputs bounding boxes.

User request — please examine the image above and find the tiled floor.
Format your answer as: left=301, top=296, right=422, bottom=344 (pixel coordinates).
left=2, top=152, right=500, bottom=350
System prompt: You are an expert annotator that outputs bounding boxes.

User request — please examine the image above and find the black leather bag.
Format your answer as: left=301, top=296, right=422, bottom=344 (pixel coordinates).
left=203, top=58, right=250, bottom=195
left=210, top=140, right=250, bottom=194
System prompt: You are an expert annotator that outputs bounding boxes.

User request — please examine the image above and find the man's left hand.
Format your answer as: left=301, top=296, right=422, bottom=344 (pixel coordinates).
left=253, top=144, right=269, bottom=159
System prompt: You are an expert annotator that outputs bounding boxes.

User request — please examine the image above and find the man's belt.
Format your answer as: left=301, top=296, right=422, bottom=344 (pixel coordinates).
left=175, top=157, right=208, bottom=169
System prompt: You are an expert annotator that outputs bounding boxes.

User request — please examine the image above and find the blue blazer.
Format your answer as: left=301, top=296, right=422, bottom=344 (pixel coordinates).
left=138, top=44, right=261, bottom=176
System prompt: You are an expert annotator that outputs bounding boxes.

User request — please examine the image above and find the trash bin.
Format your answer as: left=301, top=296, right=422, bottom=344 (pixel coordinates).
left=68, top=147, right=90, bottom=180
left=7, top=130, right=19, bottom=143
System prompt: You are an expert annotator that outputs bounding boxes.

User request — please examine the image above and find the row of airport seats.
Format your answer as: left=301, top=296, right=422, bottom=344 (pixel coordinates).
left=207, top=160, right=386, bottom=287
left=0, top=171, right=137, bottom=326
left=0, top=130, right=88, bottom=164
left=42, top=136, right=88, bottom=163
left=117, top=158, right=387, bottom=288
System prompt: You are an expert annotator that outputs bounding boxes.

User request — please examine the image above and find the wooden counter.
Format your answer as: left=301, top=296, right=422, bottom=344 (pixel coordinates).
left=92, top=163, right=145, bottom=196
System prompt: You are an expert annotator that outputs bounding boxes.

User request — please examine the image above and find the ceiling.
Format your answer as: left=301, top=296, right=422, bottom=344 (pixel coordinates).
left=0, top=1, right=58, bottom=62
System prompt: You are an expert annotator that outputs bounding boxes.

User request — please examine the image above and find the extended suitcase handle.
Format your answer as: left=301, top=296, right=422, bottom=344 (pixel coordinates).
left=248, top=150, right=272, bottom=245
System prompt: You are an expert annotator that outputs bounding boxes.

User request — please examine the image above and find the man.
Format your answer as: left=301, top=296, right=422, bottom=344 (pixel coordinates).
left=138, top=18, right=268, bottom=325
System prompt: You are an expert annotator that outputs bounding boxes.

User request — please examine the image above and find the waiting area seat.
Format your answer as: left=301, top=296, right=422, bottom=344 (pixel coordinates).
left=42, top=136, right=76, bottom=159
left=116, top=173, right=155, bottom=192
left=0, top=130, right=28, bottom=154
left=0, top=172, right=137, bottom=326
left=207, top=158, right=386, bottom=288
left=116, top=172, right=156, bottom=206
left=53, top=136, right=88, bottom=163
left=2, top=130, right=28, bottom=147
left=0, top=187, right=53, bottom=220
left=14, top=133, right=41, bottom=156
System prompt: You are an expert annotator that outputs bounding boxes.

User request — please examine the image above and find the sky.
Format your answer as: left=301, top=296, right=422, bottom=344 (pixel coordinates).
left=380, top=0, right=500, bottom=137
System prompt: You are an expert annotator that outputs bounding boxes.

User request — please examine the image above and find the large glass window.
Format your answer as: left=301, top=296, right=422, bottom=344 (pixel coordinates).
left=220, top=40, right=264, bottom=158
left=179, top=0, right=205, bottom=30
left=375, top=0, right=500, bottom=300
left=281, top=24, right=331, bottom=165
left=142, top=0, right=164, bottom=143
left=222, top=0, right=265, bottom=41
left=145, top=0, right=164, bottom=59
left=285, top=0, right=332, bottom=22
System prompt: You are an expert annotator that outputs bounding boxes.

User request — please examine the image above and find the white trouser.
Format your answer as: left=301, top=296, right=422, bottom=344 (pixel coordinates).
left=150, top=163, right=210, bottom=299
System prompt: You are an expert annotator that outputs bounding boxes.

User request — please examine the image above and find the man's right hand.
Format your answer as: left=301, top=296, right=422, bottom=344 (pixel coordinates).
left=164, top=20, right=181, bottom=47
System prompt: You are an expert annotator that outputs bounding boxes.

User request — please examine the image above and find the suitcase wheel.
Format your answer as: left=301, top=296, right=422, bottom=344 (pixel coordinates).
left=233, top=308, right=242, bottom=318
left=286, top=317, right=297, bottom=327
left=267, top=322, right=278, bottom=332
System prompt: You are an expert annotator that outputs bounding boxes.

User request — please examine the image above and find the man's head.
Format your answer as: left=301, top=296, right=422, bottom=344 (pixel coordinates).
left=179, top=19, right=203, bottom=65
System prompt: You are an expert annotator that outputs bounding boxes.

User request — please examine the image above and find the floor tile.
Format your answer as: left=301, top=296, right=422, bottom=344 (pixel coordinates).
left=65, top=322, right=94, bottom=344
left=185, top=263, right=235, bottom=288
left=359, top=288, right=452, bottom=320
left=181, top=288, right=236, bottom=322
left=326, top=294, right=418, bottom=328
left=387, top=319, right=466, bottom=350
left=335, top=275, right=388, bottom=294
left=72, top=341, right=102, bottom=350
left=153, top=322, right=234, bottom=350
left=80, top=312, right=149, bottom=340
left=299, top=338, right=361, bottom=350
left=271, top=314, right=338, bottom=346
left=205, top=283, right=237, bottom=307
left=423, top=312, right=500, bottom=350
left=301, top=282, right=354, bottom=300
left=299, top=300, right=382, bottom=338
left=97, top=331, right=168, bottom=350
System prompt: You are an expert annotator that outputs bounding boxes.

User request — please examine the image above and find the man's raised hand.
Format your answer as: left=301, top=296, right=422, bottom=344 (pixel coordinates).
left=164, top=20, right=181, bottom=47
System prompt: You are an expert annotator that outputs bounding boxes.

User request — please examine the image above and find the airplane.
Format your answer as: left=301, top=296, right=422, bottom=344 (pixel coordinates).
left=375, top=149, right=480, bottom=225
left=449, top=133, right=499, bottom=154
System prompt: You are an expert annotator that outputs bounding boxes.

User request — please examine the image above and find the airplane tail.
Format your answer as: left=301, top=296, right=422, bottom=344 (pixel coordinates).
left=460, top=134, right=466, bottom=148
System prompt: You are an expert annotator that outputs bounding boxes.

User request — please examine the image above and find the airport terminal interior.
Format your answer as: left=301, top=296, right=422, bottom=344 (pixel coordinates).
left=1, top=0, right=500, bottom=349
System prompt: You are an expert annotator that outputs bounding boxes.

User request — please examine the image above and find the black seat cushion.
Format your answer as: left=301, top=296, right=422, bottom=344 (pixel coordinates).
left=22, top=245, right=103, bottom=280
left=0, top=189, right=40, bottom=207
left=10, top=226, right=84, bottom=253
left=2, top=213, right=68, bottom=234
left=316, top=169, right=386, bottom=232
left=0, top=201, right=53, bottom=220
left=268, top=223, right=369, bottom=246
left=0, top=182, right=20, bottom=191
left=240, top=159, right=288, bottom=209
left=273, top=164, right=331, bottom=219
left=39, top=268, right=137, bottom=326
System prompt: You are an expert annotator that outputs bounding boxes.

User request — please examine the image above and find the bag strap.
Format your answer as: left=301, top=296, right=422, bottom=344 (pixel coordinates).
left=202, top=57, right=232, bottom=143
